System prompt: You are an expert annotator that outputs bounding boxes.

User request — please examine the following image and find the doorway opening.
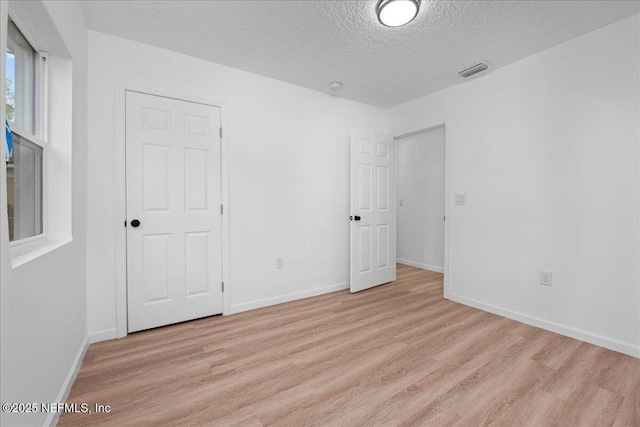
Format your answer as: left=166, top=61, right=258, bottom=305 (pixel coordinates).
left=396, top=125, right=448, bottom=297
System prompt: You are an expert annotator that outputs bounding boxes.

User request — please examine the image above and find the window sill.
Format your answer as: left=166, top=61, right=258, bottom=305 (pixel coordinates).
left=10, top=237, right=73, bottom=268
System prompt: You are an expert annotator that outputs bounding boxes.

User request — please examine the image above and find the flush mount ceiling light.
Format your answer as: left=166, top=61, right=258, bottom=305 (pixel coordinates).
left=329, top=81, right=343, bottom=91
left=376, top=0, right=420, bottom=27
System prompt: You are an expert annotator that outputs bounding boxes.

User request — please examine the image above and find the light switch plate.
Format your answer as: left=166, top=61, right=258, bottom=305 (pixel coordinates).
left=454, top=193, right=467, bottom=205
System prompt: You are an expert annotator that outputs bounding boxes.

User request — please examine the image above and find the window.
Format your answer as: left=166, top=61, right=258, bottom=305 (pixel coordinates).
left=6, top=133, right=43, bottom=241
left=5, top=16, right=46, bottom=243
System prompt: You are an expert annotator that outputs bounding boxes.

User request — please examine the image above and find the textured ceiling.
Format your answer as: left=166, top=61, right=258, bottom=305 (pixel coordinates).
left=78, top=0, right=640, bottom=108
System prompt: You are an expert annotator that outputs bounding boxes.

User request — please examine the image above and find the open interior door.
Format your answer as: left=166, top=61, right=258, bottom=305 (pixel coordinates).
left=350, top=132, right=396, bottom=293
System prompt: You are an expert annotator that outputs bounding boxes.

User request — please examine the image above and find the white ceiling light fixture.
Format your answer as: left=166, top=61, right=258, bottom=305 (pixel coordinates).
left=376, top=0, right=420, bottom=27
left=329, top=81, right=342, bottom=91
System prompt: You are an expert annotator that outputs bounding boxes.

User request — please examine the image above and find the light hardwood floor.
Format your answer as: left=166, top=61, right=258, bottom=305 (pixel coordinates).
left=60, top=264, right=640, bottom=426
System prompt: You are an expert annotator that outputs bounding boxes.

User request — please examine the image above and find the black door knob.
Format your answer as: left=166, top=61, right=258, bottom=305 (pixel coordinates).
left=354, top=216, right=361, bottom=221
left=130, top=219, right=141, bottom=228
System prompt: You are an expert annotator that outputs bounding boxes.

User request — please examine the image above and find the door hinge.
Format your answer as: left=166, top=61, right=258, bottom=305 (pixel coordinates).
left=219, top=127, right=222, bottom=138
left=222, top=281, right=224, bottom=292
left=124, top=220, right=127, bottom=227
left=221, top=204, right=224, bottom=215
left=444, top=216, right=446, bottom=221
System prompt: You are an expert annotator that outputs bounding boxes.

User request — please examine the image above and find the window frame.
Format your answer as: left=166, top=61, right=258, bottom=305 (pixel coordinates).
left=6, top=12, right=49, bottom=250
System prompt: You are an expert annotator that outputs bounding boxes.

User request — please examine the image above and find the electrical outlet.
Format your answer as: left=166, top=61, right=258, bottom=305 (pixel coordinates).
left=399, top=199, right=404, bottom=206
left=540, top=271, right=552, bottom=286
left=277, top=257, right=284, bottom=269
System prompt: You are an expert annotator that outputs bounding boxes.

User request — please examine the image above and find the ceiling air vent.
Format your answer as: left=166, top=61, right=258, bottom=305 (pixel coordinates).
left=458, top=62, right=489, bottom=78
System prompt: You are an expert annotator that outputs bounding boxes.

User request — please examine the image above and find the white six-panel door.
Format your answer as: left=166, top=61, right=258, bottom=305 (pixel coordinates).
left=350, top=133, right=396, bottom=292
left=126, top=91, right=223, bottom=332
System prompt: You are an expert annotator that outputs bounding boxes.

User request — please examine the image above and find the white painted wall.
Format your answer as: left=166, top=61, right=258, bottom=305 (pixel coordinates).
left=390, top=15, right=640, bottom=357
left=86, top=31, right=389, bottom=339
left=0, top=1, right=89, bottom=426
left=397, top=127, right=446, bottom=273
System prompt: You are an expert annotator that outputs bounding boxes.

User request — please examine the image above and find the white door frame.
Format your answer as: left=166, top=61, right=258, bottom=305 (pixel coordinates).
left=394, top=121, right=451, bottom=299
left=114, top=84, right=231, bottom=338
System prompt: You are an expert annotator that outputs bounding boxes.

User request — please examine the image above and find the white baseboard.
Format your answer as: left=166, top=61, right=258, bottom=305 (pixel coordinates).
left=45, top=334, right=89, bottom=427
left=397, top=258, right=444, bottom=274
left=89, top=328, right=118, bottom=343
left=449, top=293, right=640, bottom=359
left=229, top=282, right=349, bottom=315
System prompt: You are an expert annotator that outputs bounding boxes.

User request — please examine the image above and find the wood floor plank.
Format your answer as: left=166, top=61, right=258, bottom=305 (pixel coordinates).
left=542, top=342, right=609, bottom=400
left=356, top=329, right=523, bottom=426
left=59, top=265, right=640, bottom=427
left=452, top=359, right=555, bottom=426
left=556, top=383, right=624, bottom=426
left=531, top=333, right=583, bottom=370
left=490, top=389, right=565, bottom=427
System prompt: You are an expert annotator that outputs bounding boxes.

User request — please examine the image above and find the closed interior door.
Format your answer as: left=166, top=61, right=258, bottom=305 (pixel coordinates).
left=126, top=91, right=223, bottom=332
left=350, top=132, right=396, bottom=292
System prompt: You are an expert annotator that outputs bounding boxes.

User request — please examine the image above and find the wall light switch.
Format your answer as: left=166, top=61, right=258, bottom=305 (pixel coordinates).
left=454, top=193, right=467, bottom=205
left=277, top=257, right=284, bottom=269
left=399, top=199, right=404, bottom=206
